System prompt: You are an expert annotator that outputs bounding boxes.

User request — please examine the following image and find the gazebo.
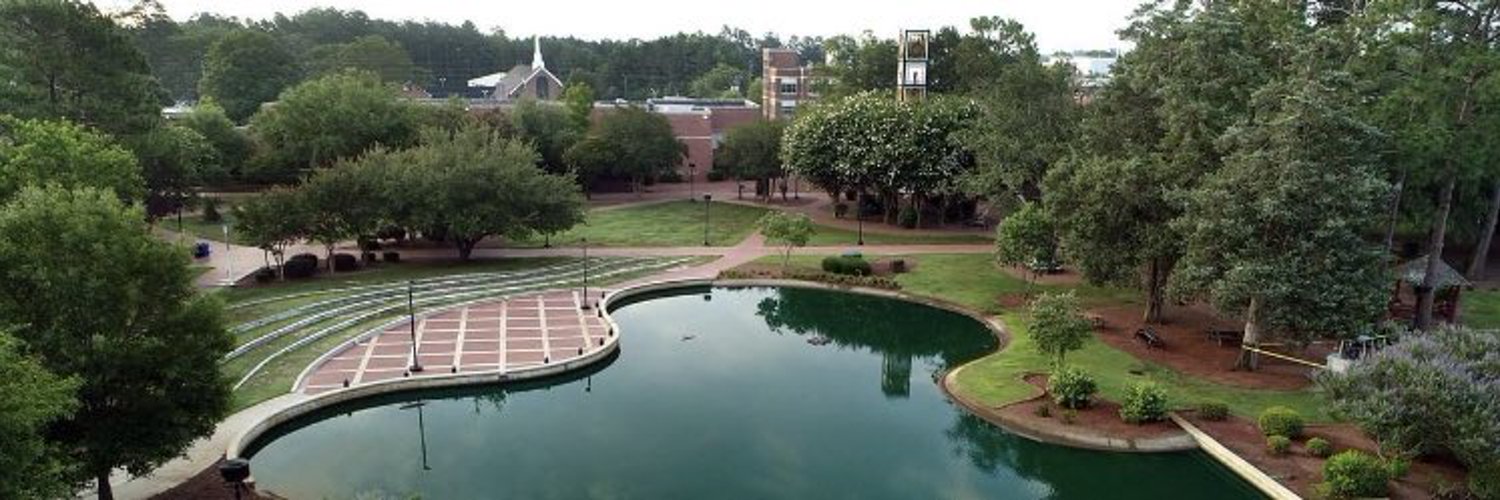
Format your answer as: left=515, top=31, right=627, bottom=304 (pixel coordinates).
left=1391, top=255, right=1473, bottom=324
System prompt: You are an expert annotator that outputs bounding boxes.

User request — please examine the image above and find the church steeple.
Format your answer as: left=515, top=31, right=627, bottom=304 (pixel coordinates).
left=532, top=35, right=545, bottom=71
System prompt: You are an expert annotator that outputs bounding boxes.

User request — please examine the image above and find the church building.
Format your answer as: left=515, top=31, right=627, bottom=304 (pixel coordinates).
left=467, top=37, right=565, bottom=102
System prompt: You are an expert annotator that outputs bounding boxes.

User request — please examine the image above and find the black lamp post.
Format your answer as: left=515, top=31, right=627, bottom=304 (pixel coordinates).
left=580, top=237, right=591, bottom=310
left=407, top=281, right=423, bottom=373
left=688, top=163, right=697, bottom=202
left=702, top=194, right=712, bottom=246
left=855, top=191, right=866, bottom=246
left=399, top=401, right=432, bottom=471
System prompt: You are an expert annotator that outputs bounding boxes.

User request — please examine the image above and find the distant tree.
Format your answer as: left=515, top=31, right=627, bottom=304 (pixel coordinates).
left=0, top=0, right=166, bottom=135
left=175, top=101, right=252, bottom=181
left=1173, top=76, right=1390, bottom=370
left=0, top=329, right=78, bottom=500
left=959, top=57, right=1077, bottom=204
left=304, top=34, right=418, bottom=83
left=232, top=187, right=304, bottom=276
left=689, top=63, right=749, bottom=98
left=561, top=81, right=596, bottom=132
left=0, top=186, right=231, bottom=500
left=248, top=70, right=420, bottom=181
left=820, top=33, right=897, bottom=96
left=510, top=99, right=580, bottom=175
left=715, top=119, right=784, bottom=199
left=199, top=29, right=300, bottom=122
left=0, top=116, right=143, bottom=203
left=744, top=76, right=764, bottom=105
left=562, top=132, right=611, bottom=196
left=757, top=211, right=815, bottom=272
left=994, top=201, right=1056, bottom=289
left=124, top=125, right=217, bottom=220
left=1027, top=292, right=1091, bottom=366
left=569, top=106, right=684, bottom=196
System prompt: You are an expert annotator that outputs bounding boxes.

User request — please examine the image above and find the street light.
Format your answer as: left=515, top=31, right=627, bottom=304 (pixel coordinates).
left=580, top=237, right=591, bottom=310
left=407, top=280, right=423, bottom=373
left=220, top=224, right=236, bottom=286
left=702, top=194, right=712, bottom=246
left=688, top=163, right=697, bottom=202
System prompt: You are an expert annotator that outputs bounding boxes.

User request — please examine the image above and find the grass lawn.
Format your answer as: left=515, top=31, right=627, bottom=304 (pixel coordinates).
left=1466, top=288, right=1500, bottom=330
left=804, top=224, right=992, bottom=247
left=512, top=200, right=770, bottom=247
left=739, top=252, right=1330, bottom=420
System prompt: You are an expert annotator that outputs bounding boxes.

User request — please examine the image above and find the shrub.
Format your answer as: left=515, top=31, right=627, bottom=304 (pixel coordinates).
left=715, top=269, right=902, bottom=291
left=1120, top=382, right=1170, bottom=424
left=1306, top=437, right=1334, bottom=458
left=201, top=197, right=222, bottom=223
left=890, top=259, right=907, bottom=273
left=833, top=202, right=849, bottom=219
left=1196, top=402, right=1230, bottom=421
left=658, top=170, right=683, bottom=183
left=252, top=266, right=277, bottom=283
left=361, top=251, right=376, bottom=264
left=1321, top=451, right=1390, bottom=499
left=706, top=170, right=726, bottom=182
left=1386, top=456, right=1411, bottom=479
left=1267, top=435, right=1292, bottom=456
left=282, top=256, right=318, bottom=279
left=898, top=204, right=918, bottom=228
left=332, top=253, right=359, bottom=272
left=821, top=255, right=872, bottom=276
left=382, top=251, right=401, bottom=263
left=1258, top=406, right=1304, bottom=438
left=1470, top=462, right=1499, bottom=500
left=1048, top=366, right=1097, bottom=410
left=1034, top=404, right=1051, bottom=418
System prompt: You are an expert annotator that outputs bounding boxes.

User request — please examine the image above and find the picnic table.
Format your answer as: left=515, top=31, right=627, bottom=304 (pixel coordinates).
left=1204, top=329, right=1242, bottom=347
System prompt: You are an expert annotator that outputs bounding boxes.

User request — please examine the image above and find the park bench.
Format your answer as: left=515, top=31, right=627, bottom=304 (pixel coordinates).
left=1134, top=327, right=1165, bottom=349
left=1204, top=329, right=1242, bottom=347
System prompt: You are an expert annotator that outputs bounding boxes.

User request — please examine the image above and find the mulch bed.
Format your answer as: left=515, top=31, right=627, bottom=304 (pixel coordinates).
left=998, top=374, right=1186, bottom=443
left=1089, top=303, right=1323, bottom=391
left=1182, top=412, right=1469, bottom=499
left=150, top=459, right=281, bottom=500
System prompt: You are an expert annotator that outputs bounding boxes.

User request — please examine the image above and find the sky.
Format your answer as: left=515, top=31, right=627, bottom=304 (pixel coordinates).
left=95, top=0, right=1141, bottom=52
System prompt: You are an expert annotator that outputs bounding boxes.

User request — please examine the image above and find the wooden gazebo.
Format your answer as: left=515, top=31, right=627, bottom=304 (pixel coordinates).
left=1390, top=255, right=1472, bottom=324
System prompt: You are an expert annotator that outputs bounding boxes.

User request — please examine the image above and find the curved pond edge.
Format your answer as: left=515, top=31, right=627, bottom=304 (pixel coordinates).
left=221, top=277, right=1300, bottom=500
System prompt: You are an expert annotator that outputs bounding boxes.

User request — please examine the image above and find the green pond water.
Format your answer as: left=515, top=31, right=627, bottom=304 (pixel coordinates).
left=246, top=285, right=1263, bottom=499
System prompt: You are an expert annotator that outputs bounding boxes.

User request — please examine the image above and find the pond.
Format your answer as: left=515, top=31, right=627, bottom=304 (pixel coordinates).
left=246, top=285, right=1263, bottom=499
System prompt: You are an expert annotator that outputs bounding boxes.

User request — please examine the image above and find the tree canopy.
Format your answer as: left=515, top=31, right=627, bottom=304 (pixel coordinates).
left=199, top=29, right=301, bottom=122
left=567, top=106, right=683, bottom=195
left=0, top=329, right=77, bottom=500
left=0, top=115, right=143, bottom=203
left=248, top=70, right=421, bottom=181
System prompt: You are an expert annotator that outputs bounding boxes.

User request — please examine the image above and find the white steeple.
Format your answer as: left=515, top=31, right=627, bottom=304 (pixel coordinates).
left=532, top=35, right=545, bottom=71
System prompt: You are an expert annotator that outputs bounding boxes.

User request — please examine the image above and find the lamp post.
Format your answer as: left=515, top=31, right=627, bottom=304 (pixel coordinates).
left=855, top=191, right=865, bottom=246
left=220, top=224, right=236, bottom=286
left=407, top=280, right=423, bottom=373
left=702, top=194, right=712, bottom=246
left=580, top=237, right=591, bottom=310
left=399, top=401, right=432, bottom=471
left=688, top=163, right=697, bottom=202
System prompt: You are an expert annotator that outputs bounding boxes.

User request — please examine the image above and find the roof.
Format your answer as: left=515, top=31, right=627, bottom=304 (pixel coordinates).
left=1398, top=255, right=1472, bottom=290
left=491, top=64, right=565, bottom=100
left=467, top=71, right=507, bottom=88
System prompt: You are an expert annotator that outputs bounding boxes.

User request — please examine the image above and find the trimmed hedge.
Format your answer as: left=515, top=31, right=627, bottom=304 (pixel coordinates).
left=821, top=255, right=872, bottom=276
left=1196, top=401, right=1230, bottom=421
left=1320, top=451, right=1389, bottom=498
left=282, top=256, right=318, bottom=279
left=332, top=253, right=359, bottom=272
left=382, top=251, right=401, bottom=263
left=1048, top=366, right=1097, bottom=410
left=716, top=269, right=900, bottom=290
left=1267, top=435, right=1292, bottom=456
left=1306, top=437, right=1333, bottom=458
left=1258, top=406, right=1305, bottom=438
left=1119, top=382, right=1169, bottom=424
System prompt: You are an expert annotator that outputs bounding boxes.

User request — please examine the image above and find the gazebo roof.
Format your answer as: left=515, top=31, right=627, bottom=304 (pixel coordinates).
left=1398, top=255, right=1472, bottom=290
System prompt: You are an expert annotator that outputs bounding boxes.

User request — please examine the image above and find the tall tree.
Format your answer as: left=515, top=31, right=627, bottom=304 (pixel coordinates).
left=560, top=81, right=595, bottom=132
left=124, top=125, right=217, bottom=219
left=232, top=187, right=304, bottom=276
left=175, top=101, right=252, bottom=182
left=715, top=119, right=784, bottom=199
left=510, top=98, right=579, bottom=175
left=0, top=330, right=78, bottom=500
left=248, top=70, right=420, bottom=181
left=0, top=0, right=166, bottom=135
left=198, top=29, right=300, bottom=122
left=959, top=58, right=1076, bottom=204
left=0, top=115, right=143, bottom=203
left=304, top=34, right=418, bottom=83
left=0, top=186, right=231, bottom=499
left=820, top=33, right=897, bottom=96
left=1173, top=75, right=1391, bottom=370
left=568, top=106, right=684, bottom=196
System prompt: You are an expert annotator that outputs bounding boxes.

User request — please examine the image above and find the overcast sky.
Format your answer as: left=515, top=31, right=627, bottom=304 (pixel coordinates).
left=96, top=0, right=1141, bottom=52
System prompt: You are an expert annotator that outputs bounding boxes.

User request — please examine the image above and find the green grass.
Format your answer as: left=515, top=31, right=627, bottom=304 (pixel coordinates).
left=1465, top=288, right=1500, bottom=330
left=804, top=224, right=992, bottom=247
left=511, top=200, right=770, bottom=247
left=738, top=252, right=1329, bottom=421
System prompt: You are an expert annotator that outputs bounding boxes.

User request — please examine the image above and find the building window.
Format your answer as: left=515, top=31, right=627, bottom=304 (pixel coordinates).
left=779, top=81, right=797, bottom=94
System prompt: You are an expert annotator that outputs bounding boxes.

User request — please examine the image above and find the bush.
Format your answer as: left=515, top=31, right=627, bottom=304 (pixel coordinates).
left=1306, top=437, right=1334, bottom=458
left=1258, top=406, right=1305, bottom=438
left=1386, top=456, right=1411, bottom=479
left=716, top=268, right=901, bottom=291
left=252, top=266, right=277, bottom=283
left=282, top=256, right=318, bottom=279
left=201, top=197, right=222, bottom=223
left=1196, top=402, right=1230, bottom=421
left=361, top=251, right=376, bottom=264
left=382, top=251, right=401, bottom=263
left=1470, top=462, right=1499, bottom=500
left=1267, top=435, right=1292, bottom=456
left=706, top=170, right=726, bottom=182
left=890, top=259, right=907, bottom=273
left=1321, top=451, right=1390, bottom=499
left=332, top=253, right=359, bottom=272
left=821, top=255, right=872, bottom=276
left=1119, top=382, right=1169, bottom=424
left=833, top=202, right=849, bottom=219
left=658, top=170, right=683, bottom=183
left=1048, top=366, right=1097, bottom=410
left=898, top=204, right=918, bottom=229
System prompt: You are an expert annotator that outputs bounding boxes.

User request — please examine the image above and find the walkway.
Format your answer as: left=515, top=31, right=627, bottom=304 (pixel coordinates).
left=298, top=288, right=613, bottom=395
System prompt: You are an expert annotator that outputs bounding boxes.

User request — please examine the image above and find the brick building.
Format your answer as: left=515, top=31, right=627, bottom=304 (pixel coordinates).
left=761, top=48, right=822, bottom=120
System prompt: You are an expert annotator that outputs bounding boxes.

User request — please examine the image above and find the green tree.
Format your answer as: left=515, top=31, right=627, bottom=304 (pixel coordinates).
left=1173, top=75, right=1391, bottom=370
left=175, top=101, right=252, bottom=181
left=510, top=99, right=579, bottom=175
left=248, top=70, right=420, bottom=181
left=959, top=58, right=1077, bottom=203
left=0, top=0, right=167, bottom=135
left=757, top=211, right=815, bottom=272
left=299, top=150, right=393, bottom=269
left=715, top=119, right=784, bottom=199
left=124, top=125, right=217, bottom=219
left=305, top=34, right=418, bottom=83
left=232, top=187, right=304, bottom=276
left=561, top=81, right=596, bottom=132
left=689, top=63, right=748, bottom=98
left=0, top=330, right=78, bottom=500
left=0, top=186, right=232, bottom=500
left=994, top=201, right=1056, bottom=289
left=199, top=29, right=301, bottom=122
left=570, top=106, right=684, bottom=196
left=0, top=115, right=143, bottom=203
left=820, top=33, right=897, bottom=96
left=1027, top=292, right=1091, bottom=366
